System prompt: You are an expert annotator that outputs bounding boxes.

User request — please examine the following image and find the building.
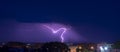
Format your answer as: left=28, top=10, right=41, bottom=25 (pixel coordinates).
left=69, top=45, right=77, bottom=52
left=69, top=43, right=97, bottom=52
left=97, top=43, right=112, bottom=52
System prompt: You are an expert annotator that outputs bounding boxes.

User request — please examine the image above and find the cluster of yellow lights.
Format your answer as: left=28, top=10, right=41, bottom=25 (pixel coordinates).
left=78, top=46, right=94, bottom=50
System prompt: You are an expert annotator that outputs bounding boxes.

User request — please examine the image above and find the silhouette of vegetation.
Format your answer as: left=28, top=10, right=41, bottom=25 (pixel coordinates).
left=41, top=42, right=70, bottom=52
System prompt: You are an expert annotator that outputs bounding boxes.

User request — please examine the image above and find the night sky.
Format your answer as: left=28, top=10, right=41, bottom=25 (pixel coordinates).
left=0, top=0, right=120, bottom=43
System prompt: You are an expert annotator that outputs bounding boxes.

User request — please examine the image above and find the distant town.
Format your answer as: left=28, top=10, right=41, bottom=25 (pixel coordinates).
left=0, top=41, right=120, bottom=52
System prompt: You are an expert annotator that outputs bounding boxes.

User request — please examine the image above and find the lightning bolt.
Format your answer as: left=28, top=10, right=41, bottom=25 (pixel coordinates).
left=43, top=25, right=67, bottom=42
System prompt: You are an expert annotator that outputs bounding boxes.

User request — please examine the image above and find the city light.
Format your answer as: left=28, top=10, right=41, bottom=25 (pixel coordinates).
left=79, top=46, right=82, bottom=49
left=99, top=46, right=109, bottom=52
left=100, top=46, right=104, bottom=51
left=104, top=46, right=108, bottom=50
left=90, top=46, right=94, bottom=50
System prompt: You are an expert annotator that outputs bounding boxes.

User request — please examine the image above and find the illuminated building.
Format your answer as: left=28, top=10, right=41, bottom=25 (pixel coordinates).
left=97, top=43, right=112, bottom=52
left=76, top=43, right=97, bottom=52
left=69, top=45, right=77, bottom=52
left=69, top=43, right=97, bottom=52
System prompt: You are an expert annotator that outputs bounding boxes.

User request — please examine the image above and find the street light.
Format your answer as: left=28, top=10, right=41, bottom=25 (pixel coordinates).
left=104, top=46, right=108, bottom=50
left=100, top=46, right=104, bottom=51
left=99, top=46, right=108, bottom=52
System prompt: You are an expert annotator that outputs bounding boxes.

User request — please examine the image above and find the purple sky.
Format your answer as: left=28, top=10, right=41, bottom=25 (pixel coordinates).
left=0, top=19, right=85, bottom=43
left=0, top=0, right=120, bottom=43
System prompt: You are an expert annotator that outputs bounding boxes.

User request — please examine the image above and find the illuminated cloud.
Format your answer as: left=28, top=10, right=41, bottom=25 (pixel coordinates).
left=0, top=19, right=86, bottom=43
